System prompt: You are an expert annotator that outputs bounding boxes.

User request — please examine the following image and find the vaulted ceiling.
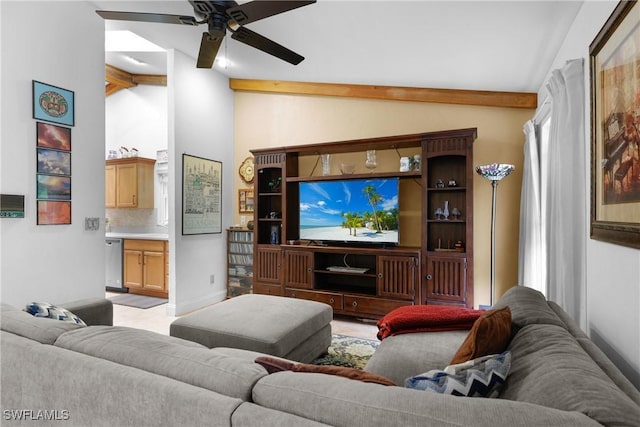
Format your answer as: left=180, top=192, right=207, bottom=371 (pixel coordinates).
left=94, top=1, right=584, bottom=96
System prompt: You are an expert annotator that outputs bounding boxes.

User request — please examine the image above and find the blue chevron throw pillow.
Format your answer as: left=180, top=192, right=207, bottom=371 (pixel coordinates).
left=24, top=302, right=87, bottom=326
left=406, top=351, right=511, bottom=398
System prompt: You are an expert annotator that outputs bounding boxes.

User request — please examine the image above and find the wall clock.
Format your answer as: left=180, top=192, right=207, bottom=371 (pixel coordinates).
left=239, top=156, right=254, bottom=184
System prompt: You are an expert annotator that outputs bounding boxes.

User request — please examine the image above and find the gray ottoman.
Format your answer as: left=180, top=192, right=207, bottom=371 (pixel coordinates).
left=170, top=294, right=332, bottom=363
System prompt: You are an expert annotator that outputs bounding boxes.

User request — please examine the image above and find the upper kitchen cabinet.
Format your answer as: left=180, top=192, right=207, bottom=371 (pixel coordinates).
left=106, top=157, right=156, bottom=208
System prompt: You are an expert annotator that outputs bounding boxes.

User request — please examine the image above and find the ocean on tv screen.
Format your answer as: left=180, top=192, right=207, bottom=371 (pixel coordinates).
left=299, top=178, right=399, bottom=244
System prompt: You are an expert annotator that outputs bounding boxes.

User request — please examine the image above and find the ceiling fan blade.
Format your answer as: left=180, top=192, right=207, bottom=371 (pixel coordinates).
left=231, top=26, right=304, bottom=65
left=226, top=1, right=316, bottom=25
left=196, top=32, right=224, bottom=68
left=96, top=11, right=198, bottom=26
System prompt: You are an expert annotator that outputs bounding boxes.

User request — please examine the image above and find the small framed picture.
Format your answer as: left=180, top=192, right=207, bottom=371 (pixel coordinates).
left=36, top=174, right=71, bottom=201
left=37, top=122, right=71, bottom=151
left=239, top=189, right=254, bottom=214
left=37, top=148, right=71, bottom=176
left=33, top=81, right=74, bottom=127
left=37, top=200, right=71, bottom=225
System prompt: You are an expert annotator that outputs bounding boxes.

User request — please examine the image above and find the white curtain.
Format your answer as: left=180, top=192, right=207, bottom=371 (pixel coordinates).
left=518, top=58, right=586, bottom=328
left=544, top=58, right=587, bottom=329
left=518, top=120, right=544, bottom=294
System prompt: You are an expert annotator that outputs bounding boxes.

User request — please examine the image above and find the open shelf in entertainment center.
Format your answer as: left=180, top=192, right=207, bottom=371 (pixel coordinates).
left=286, top=170, right=421, bottom=182
left=278, top=244, right=420, bottom=318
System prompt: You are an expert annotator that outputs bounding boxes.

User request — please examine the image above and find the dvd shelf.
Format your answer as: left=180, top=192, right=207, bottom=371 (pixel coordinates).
left=227, top=229, right=254, bottom=298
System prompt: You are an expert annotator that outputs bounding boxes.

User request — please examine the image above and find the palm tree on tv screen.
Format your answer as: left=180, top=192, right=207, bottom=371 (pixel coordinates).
left=362, top=185, right=383, bottom=233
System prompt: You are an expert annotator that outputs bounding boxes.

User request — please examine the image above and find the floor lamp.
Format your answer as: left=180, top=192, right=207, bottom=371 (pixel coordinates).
left=475, top=163, right=515, bottom=306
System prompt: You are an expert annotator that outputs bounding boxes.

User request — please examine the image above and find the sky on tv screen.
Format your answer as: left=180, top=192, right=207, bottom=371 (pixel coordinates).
left=299, top=178, right=399, bottom=242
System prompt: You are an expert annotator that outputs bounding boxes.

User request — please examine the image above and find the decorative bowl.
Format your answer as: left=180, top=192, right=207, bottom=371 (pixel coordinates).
left=340, top=163, right=356, bottom=174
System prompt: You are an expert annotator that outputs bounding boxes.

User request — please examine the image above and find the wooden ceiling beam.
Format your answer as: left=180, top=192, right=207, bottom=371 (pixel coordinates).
left=105, top=83, right=124, bottom=97
left=105, top=64, right=137, bottom=89
left=104, top=65, right=166, bottom=96
left=132, top=74, right=167, bottom=86
left=229, top=79, right=537, bottom=109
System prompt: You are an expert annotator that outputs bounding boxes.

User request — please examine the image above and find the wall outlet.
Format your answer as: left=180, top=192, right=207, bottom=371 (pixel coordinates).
left=85, top=217, right=100, bottom=231
left=210, top=274, right=215, bottom=284
left=240, top=215, right=246, bottom=226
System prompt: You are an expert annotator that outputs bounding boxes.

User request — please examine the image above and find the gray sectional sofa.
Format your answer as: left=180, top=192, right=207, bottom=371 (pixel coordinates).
left=2, top=286, right=639, bottom=426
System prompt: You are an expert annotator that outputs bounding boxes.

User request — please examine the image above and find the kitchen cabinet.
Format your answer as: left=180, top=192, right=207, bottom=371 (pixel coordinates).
left=106, top=157, right=155, bottom=208
left=124, top=239, right=168, bottom=298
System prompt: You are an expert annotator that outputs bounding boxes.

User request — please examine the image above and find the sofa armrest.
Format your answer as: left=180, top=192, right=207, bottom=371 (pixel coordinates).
left=60, top=298, right=113, bottom=326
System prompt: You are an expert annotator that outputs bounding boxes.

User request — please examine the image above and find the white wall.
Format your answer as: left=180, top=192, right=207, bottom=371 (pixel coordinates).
left=539, top=0, right=640, bottom=387
left=166, top=49, right=234, bottom=316
left=105, top=84, right=167, bottom=159
left=0, top=1, right=106, bottom=306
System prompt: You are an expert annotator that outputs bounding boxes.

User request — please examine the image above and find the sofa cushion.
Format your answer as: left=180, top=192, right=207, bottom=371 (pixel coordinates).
left=1, top=331, right=243, bottom=427
left=492, top=286, right=565, bottom=329
left=54, top=326, right=268, bottom=401
left=25, top=302, right=87, bottom=326
left=252, top=370, right=602, bottom=427
left=500, top=323, right=640, bottom=426
left=1, top=305, right=84, bottom=344
left=406, top=351, right=511, bottom=398
left=364, top=330, right=468, bottom=385
left=232, top=402, right=331, bottom=427
left=449, top=306, right=511, bottom=364
left=254, top=356, right=396, bottom=386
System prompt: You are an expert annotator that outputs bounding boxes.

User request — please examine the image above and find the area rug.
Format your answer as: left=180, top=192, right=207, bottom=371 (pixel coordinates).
left=312, top=334, right=380, bottom=370
left=109, top=294, right=167, bottom=309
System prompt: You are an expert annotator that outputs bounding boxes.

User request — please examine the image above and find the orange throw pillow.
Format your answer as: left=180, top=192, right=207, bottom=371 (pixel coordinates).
left=449, top=306, right=512, bottom=365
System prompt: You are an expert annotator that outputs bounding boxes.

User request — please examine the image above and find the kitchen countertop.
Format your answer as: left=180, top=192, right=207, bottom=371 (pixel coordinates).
left=105, top=232, right=169, bottom=241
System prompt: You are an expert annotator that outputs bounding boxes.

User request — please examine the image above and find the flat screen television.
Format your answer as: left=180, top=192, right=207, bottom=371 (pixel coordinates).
left=299, top=177, right=399, bottom=246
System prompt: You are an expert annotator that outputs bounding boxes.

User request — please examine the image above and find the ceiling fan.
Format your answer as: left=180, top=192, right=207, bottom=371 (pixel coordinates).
left=96, top=0, right=316, bottom=68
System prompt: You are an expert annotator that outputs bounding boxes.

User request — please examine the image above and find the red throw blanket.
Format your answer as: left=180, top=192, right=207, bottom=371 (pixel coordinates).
left=377, top=305, right=484, bottom=340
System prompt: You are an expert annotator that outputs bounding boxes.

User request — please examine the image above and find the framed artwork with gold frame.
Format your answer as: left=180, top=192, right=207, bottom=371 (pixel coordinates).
left=590, top=0, right=640, bottom=248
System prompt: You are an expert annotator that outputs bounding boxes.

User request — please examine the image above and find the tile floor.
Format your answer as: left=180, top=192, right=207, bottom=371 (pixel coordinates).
left=106, top=292, right=379, bottom=340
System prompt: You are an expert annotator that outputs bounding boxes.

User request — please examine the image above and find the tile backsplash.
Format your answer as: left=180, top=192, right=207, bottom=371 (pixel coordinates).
left=106, top=208, right=168, bottom=234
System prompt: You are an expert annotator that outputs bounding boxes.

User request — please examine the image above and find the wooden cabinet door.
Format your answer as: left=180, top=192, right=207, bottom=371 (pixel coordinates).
left=124, top=240, right=167, bottom=296
left=284, top=250, right=313, bottom=289
left=105, top=165, right=116, bottom=208
left=124, top=249, right=143, bottom=289
left=143, top=250, right=165, bottom=292
left=116, top=164, right=138, bottom=208
left=377, top=255, right=416, bottom=300
left=255, top=246, right=282, bottom=285
left=425, top=255, right=467, bottom=305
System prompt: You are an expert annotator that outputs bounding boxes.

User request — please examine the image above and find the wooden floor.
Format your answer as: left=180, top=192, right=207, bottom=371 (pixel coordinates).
left=106, top=292, right=379, bottom=340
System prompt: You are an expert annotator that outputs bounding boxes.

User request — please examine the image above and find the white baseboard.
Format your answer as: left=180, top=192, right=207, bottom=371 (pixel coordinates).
left=166, top=290, right=226, bottom=317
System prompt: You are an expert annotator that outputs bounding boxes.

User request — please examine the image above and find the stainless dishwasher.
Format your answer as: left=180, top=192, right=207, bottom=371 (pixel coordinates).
left=105, top=238, right=126, bottom=292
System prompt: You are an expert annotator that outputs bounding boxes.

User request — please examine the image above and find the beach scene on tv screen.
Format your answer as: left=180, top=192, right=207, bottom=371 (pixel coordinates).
left=299, top=178, right=399, bottom=243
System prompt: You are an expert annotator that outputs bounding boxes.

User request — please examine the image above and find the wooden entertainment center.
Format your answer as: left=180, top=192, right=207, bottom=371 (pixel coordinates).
left=250, top=128, right=476, bottom=319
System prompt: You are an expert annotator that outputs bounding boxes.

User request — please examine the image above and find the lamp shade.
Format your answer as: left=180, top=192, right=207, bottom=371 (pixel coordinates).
left=475, top=164, right=515, bottom=181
